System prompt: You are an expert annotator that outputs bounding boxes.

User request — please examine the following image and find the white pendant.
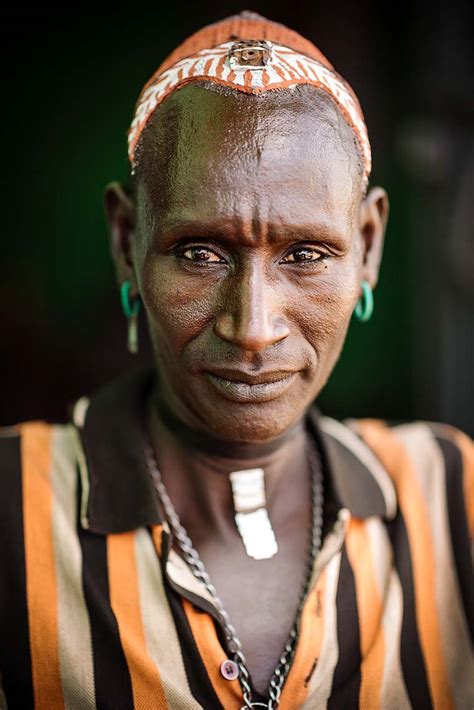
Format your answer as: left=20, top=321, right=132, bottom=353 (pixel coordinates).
left=229, top=468, right=278, bottom=560
left=127, top=313, right=139, bottom=354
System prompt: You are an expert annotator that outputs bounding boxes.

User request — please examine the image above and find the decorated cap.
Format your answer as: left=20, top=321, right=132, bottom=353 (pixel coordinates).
left=128, top=11, right=371, bottom=185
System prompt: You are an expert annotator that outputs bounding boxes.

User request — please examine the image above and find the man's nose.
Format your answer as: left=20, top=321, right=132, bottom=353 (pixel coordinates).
left=213, top=263, right=290, bottom=352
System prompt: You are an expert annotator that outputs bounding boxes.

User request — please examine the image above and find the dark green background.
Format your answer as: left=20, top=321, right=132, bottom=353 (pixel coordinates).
left=1, top=2, right=472, bottom=433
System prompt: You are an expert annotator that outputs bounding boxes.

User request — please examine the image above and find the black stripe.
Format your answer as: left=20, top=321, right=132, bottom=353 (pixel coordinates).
left=164, top=581, right=225, bottom=710
left=435, top=434, right=473, bottom=641
left=0, top=432, right=35, bottom=708
left=387, top=510, right=433, bottom=709
left=214, top=616, right=268, bottom=704
left=327, top=545, right=361, bottom=709
left=77, top=474, right=134, bottom=710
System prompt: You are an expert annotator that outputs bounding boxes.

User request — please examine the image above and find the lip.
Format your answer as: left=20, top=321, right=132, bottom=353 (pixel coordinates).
left=204, top=369, right=298, bottom=403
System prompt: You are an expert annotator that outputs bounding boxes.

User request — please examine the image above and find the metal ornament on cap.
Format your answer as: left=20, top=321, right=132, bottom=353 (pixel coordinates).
left=227, top=39, right=273, bottom=70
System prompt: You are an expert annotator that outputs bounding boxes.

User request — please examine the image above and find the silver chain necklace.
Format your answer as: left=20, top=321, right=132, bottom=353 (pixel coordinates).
left=145, top=439, right=324, bottom=710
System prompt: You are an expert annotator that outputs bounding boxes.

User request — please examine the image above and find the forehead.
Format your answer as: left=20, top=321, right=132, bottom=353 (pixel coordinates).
left=135, top=83, right=361, bottom=236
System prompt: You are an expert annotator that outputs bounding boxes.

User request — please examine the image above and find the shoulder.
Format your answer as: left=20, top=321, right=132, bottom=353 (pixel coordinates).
left=0, top=420, right=82, bottom=531
left=348, top=417, right=472, bottom=495
left=346, top=417, right=473, bottom=545
left=347, top=418, right=472, bottom=493
left=0, top=419, right=80, bottom=469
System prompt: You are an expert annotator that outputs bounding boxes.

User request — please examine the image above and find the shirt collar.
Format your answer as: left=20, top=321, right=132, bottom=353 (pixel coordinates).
left=307, top=410, right=397, bottom=520
left=75, top=366, right=161, bottom=534
left=73, top=366, right=396, bottom=535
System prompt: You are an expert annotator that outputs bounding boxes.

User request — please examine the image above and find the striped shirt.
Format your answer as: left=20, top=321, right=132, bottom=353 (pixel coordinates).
left=0, top=367, right=472, bottom=709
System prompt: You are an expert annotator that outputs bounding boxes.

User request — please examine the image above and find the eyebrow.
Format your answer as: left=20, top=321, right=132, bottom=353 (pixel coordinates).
left=156, top=216, right=348, bottom=248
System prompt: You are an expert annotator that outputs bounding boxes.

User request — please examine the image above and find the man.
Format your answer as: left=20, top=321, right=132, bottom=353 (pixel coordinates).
left=1, top=11, right=472, bottom=710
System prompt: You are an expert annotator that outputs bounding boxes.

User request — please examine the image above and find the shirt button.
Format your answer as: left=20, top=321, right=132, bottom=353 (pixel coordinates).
left=220, top=659, right=239, bottom=680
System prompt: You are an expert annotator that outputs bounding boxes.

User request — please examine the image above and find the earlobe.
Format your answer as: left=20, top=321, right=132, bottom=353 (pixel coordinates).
left=104, top=181, right=137, bottom=282
left=359, top=186, right=389, bottom=288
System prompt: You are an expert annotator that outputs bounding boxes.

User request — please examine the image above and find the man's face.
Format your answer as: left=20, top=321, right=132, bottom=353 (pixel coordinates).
left=130, top=85, right=368, bottom=442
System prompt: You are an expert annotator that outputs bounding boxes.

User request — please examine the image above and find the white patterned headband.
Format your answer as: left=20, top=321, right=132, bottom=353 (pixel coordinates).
left=128, top=35, right=371, bottom=187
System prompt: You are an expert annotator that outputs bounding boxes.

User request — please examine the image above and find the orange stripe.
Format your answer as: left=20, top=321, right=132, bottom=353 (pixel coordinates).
left=151, top=524, right=164, bottom=556
left=345, top=518, right=385, bottom=709
left=296, top=60, right=310, bottom=78
left=279, top=568, right=328, bottom=709
left=227, top=69, right=236, bottom=82
left=357, top=421, right=455, bottom=709
left=307, top=64, right=320, bottom=81
left=182, top=599, right=242, bottom=709
left=274, top=65, right=287, bottom=81
left=22, top=423, right=64, bottom=710
left=107, top=532, right=168, bottom=709
left=203, top=58, right=213, bottom=74
left=277, top=56, right=298, bottom=78
left=188, top=60, right=199, bottom=77
left=261, top=69, right=270, bottom=86
left=215, top=55, right=226, bottom=78
left=451, top=427, right=474, bottom=537
left=243, top=69, right=253, bottom=87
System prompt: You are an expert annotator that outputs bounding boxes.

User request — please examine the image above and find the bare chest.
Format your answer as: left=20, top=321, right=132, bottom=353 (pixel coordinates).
left=196, top=507, right=312, bottom=696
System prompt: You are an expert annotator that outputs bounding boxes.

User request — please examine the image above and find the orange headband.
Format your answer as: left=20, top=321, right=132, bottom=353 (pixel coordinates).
left=128, top=12, right=371, bottom=185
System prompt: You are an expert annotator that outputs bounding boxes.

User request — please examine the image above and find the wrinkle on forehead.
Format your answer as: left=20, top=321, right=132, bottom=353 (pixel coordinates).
left=134, top=82, right=363, bottom=242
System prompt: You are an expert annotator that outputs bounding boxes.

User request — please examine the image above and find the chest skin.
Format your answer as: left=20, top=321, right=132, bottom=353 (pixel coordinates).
left=177, top=448, right=314, bottom=697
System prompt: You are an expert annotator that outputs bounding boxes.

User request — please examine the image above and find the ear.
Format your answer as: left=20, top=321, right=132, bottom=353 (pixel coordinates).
left=358, top=186, right=389, bottom=289
left=104, top=181, right=138, bottom=293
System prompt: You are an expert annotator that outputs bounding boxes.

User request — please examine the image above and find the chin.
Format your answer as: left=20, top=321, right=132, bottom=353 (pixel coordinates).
left=198, top=395, right=310, bottom=443
left=213, top=414, right=292, bottom=443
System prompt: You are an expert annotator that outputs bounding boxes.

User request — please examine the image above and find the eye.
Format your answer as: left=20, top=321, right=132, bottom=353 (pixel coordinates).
left=180, top=246, right=225, bottom=263
left=281, top=247, right=324, bottom=264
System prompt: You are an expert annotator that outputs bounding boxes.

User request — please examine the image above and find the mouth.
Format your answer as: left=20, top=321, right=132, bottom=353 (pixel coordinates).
left=204, top=368, right=298, bottom=403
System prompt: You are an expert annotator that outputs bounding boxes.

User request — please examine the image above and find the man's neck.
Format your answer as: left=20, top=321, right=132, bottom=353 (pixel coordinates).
left=146, top=392, right=311, bottom=534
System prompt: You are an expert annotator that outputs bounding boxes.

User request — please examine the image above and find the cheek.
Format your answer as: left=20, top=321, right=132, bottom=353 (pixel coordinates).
left=294, top=260, right=360, bottom=348
left=139, top=255, right=218, bottom=354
